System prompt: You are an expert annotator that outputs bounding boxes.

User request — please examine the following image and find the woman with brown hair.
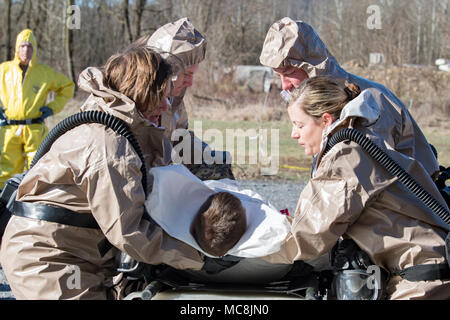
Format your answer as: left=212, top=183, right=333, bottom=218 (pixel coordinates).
left=284, top=76, right=450, bottom=299
left=0, top=46, right=204, bottom=299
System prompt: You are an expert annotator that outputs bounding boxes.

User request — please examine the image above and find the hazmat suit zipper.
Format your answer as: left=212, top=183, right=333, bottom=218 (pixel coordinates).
left=20, top=64, right=29, bottom=84
left=15, top=63, right=27, bottom=119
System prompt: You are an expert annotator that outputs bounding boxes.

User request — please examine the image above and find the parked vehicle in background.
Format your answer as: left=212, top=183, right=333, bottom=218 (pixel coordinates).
left=436, top=58, right=450, bottom=72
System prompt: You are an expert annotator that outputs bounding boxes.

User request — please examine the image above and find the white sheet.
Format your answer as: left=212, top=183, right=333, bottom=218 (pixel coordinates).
left=145, top=164, right=291, bottom=258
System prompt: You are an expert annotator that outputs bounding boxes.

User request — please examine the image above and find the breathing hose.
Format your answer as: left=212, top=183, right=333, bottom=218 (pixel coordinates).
left=323, top=128, right=450, bottom=225
left=30, top=110, right=148, bottom=196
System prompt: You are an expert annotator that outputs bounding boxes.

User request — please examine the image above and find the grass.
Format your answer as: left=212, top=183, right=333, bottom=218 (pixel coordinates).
left=191, top=118, right=312, bottom=181
left=422, top=127, right=450, bottom=168
left=191, top=118, right=450, bottom=181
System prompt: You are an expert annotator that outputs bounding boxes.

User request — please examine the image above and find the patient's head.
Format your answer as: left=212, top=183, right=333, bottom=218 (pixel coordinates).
left=193, top=192, right=247, bottom=257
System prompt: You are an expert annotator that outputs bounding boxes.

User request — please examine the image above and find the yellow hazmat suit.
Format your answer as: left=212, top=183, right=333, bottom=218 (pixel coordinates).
left=0, top=29, right=75, bottom=187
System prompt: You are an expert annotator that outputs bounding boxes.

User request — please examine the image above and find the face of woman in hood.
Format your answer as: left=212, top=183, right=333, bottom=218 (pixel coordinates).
left=170, top=64, right=198, bottom=97
left=287, top=102, right=333, bottom=156
left=182, top=64, right=199, bottom=88
left=142, top=84, right=171, bottom=124
left=171, top=71, right=185, bottom=97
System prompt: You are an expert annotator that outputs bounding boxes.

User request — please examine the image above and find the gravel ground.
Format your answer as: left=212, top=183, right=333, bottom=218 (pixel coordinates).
left=0, top=179, right=306, bottom=300
left=0, top=266, right=13, bottom=300
left=238, top=179, right=305, bottom=216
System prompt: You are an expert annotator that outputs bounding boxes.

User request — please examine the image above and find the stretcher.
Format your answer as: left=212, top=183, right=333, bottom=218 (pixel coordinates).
left=119, top=258, right=334, bottom=300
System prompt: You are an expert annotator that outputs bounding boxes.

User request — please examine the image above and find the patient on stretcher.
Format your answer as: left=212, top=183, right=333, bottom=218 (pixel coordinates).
left=145, top=164, right=329, bottom=284
left=144, top=164, right=297, bottom=283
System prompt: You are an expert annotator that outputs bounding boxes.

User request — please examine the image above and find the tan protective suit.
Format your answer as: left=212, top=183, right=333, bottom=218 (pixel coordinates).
left=0, top=67, right=204, bottom=300
left=272, top=88, right=450, bottom=299
left=259, top=17, right=439, bottom=177
left=146, top=17, right=207, bottom=142
left=146, top=18, right=234, bottom=180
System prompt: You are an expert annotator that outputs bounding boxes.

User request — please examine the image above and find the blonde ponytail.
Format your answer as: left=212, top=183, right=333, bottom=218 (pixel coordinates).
left=289, top=76, right=360, bottom=119
left=344, top=82, right=360, bottom=100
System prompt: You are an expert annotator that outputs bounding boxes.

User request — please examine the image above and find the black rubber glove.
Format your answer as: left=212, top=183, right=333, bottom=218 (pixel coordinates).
left=39, top=106, right=53, bottom=121
left=201, top=255, right=242, bottom=275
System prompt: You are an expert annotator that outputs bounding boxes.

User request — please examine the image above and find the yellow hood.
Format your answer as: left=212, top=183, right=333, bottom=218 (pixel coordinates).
left=14, top=29, right=37, bottom=67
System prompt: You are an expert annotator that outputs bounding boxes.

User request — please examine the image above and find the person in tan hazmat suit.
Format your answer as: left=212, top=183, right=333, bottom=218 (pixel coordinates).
left=258, top=17, right=449, bottom=300
left=143, top=17, right=235, bottom=181
left=259, top=17, right=440, bottom=178
left=0, top=46, right=205, bottom=300
left=273, top=76, right=450, bottom=300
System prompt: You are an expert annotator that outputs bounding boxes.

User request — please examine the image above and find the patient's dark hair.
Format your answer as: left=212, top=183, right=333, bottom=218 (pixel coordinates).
left=193, top=192, right=247, bottom=257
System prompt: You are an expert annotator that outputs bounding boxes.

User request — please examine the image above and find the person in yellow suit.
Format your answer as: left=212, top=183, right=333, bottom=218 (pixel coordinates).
left=0, top=29, right=75, bottom=188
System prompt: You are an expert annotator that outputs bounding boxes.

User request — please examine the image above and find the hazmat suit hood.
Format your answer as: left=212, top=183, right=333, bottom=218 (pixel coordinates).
left=260, top=17, right=400, bottom=97
left=146, top=18, right=207, bottom=137
left=147, top=17, right=207, bottom=70
left=77, top=66, right=172, bottom=167
left=259, top=17, right=347, bottom=80
left=78, top=67, right=153, bottom=131
left=324, top=89, right=381, bottom=139
left=147, top=17, right=206, bottom=105
left=14, top=29, right=38, bottom=67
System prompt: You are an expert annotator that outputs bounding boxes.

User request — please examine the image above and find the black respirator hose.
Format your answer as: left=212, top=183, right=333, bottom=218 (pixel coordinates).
left=30, top=110, right=148, bottom=196
left=323, top=128, right=450, bottom=225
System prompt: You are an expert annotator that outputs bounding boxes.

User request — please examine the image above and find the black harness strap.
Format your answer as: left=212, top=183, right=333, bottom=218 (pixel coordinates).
left=396, top=263, right=450, bottom=282
left=4, top=118, right=43, bottom=125
left=12, top=200, right=115, bottom=257
left=12, top=200, right=100, bottom=229
left=0, top=105, right=43, bottom=126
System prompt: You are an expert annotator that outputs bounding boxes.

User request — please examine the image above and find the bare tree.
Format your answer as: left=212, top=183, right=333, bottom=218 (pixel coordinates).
left=334, top=0, right=344, bottom=59
left=134, top=0, right=146, bottom=39
left=4, top=0, right=12, bottom=61
left=122, top=0, right=133, bottom=43
left=25, top=0, right=33, bottom=27
left=64, top=0, right=76, bottom=90
left=430, top=0, right=437, bottom=64
left=415, top=0, right=423, bottom=64
left=1, top=0, right=448, bottom=81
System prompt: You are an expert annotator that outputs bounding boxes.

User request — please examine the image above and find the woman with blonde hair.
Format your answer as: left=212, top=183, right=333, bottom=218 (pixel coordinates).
left=0, top=46, right=204, bottom=300
left=284, top=76, right=450, bottom=299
